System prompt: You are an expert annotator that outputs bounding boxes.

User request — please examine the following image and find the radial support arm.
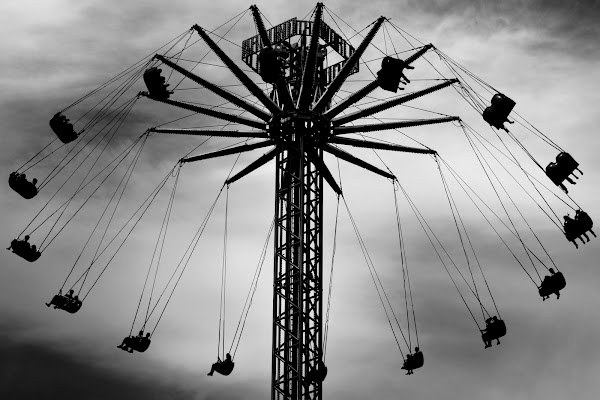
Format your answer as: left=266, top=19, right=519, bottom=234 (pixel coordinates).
left=329, top=137, right=436, bottom=154
left=148, top=128, right=268, bottom=138
left=225, top=147, right=279, bottom=185
left=332, top=116, right=460, bottom=134
left=322, top=144, right=395, bottom=180
left=323, top=80, right=379, bottom=120
left=247, top=10, right=296, bottom=111
left=144, top=94, right=266, bottom=130
left=313, top=16, right=386, bottom=114
left=250, top=5, right=272, bottom=47
left=305, top=147, right=343, bottom=195
left=297, top=3, right=323, bottom=111
left=182, top=140, right=274, bottom=163
left=332, top=79, right=458, bottom=126
left=405, top=43, right=434, bottom=65
left=155, top=54, right=271, bottom=121
left=193, top=24, right=282, bottom=115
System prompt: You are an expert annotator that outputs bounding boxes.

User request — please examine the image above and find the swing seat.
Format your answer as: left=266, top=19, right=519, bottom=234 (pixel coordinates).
left=482, top=319, right=506, bottom=343
left=538, top=272, right=566, bottom=298
left=50, top=113, right=78, bottom=144
left=8, top=172, right=38, bottom=199
left=64, top=299, right=83, bottom=313
left=130, top=337, right=151, bottom=352
left=563, top=220, right=581, bottom=241
left=215, top=360, right=235, bottom=376
left=143, top=67, right=172, bottom=100
left=377, top=57, right=406, bottom=93
left=306, top=363, right=328, bottom=383
left=8, top=238, right=41, bottom=262
left=564, top=213, right=593, bottom=241
left=258, top=47, right=282, bottom=83
left=47, top=294, right=83, bottom=313
left=555, top=152, right=579, bottom=172
left=482, top=94, right=515, bottom=130
left=545, top=162, right=570, bottom=186
left=576, top=211, right=593, bottom=231
left=402, top=351, right=424, bottom=371
left=546, top=152, right=579, bottom=187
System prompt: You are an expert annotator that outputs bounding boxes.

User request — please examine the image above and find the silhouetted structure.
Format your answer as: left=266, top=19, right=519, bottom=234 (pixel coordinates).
left=142, top=4, right=456, bottom=399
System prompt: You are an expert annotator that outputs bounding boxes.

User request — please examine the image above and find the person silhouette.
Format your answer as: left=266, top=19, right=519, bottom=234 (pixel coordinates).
left=208, top=353, right=233, bottom=376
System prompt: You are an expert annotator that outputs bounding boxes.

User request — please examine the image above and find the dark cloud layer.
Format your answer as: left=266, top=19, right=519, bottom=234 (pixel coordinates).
left=0, top=336, right=191, bottom=400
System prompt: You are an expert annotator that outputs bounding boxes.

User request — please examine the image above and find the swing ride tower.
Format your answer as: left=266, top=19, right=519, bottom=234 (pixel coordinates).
left=233, top=5, right=451, bottom=399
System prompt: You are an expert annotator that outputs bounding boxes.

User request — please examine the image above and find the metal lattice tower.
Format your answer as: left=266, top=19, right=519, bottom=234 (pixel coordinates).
left=146, top=3, right=459, bottom=399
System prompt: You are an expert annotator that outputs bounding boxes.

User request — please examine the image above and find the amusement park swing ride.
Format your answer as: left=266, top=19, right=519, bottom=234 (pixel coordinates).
left=5, top=3, right=595, bottom=400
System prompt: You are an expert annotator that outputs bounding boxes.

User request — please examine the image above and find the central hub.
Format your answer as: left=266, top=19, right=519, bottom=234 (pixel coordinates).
left=269, top=111, right=330, bottom=142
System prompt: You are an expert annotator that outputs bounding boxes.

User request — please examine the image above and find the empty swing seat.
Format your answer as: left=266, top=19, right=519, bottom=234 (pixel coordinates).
left=8, top=172, right=38, bottom=199
left=49, top=113, right=79, bottom=144
left=482, top=93, right=515, bottom=130
left=8, top=238, right=41, bottom=262
left=538, top=272, right=566, bottom=299
left=377, top=56, right=409, bottom=93
left=143, top=67, right=172, bottom=100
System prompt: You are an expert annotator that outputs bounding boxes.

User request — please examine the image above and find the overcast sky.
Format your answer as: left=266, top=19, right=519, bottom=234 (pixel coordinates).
left=1, top=1, right=600, bottom=399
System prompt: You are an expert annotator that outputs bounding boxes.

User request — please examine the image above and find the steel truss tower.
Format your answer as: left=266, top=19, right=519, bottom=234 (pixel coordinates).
left=146, top=3, right=459, bottom=399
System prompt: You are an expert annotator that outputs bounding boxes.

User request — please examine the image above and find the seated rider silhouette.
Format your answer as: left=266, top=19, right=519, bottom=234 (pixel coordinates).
left=7, top=235, right=30, bottom=251
left=45, top=289, right=63, bottom=307
left=207, top=353, right=234, bottom=376
left=481, top=316, right=502, bottom=348
left=402, top=346, right=423, bottom=375
left=117, top=330, right=144, bottom=353
left=541, top=268, right=561, bottom=300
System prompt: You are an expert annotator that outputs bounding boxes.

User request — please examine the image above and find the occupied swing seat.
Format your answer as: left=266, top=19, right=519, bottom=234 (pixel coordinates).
left=143, top=67, right=172, bottom=100
left=118, top=332, right=151, bottom=353
left=208, top=354, right=235, bottom=376
left=46, top=292, right=83, bottom=313
left=7, top=237, right=41, bottom=262
left=377, top=56, right=413, bottom=93
left=50, top=113, right=79, bottom=144
left=402, top=349, right=424, bottom=375
left=482, top=93, right=515, bottom=131
left=481, top=318, right=506, bottom=348
left=564, top=210, right=595, bottom=248
left=306, top=361, right=328, bottom=383
left=9, top=172, right=38, bottom=199
left=546, top=152, right=581, bottom=194
left=538, top=270, right=566, bottom=301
